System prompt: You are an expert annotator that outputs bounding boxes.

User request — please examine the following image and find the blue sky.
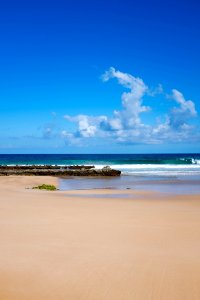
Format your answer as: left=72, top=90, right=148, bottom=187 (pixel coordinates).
left=0, top=0, right=200, bottom=153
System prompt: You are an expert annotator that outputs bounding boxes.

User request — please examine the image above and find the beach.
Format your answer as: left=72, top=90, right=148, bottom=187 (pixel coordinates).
left=1, top=176, right=200, bottom=299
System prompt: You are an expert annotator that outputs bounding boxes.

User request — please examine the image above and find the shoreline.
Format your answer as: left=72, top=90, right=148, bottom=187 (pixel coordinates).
left=1, top=176, right=200, bottom=299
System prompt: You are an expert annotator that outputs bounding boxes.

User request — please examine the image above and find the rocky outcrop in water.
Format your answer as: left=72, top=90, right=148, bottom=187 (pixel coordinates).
left=0, top=165, right=121, bottom=176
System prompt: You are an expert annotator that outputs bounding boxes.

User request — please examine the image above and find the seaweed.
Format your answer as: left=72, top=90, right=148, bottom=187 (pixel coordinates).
left=32, top=184, right=57, bottom=191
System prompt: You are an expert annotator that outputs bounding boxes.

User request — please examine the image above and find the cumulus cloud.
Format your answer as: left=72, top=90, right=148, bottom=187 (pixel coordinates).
left=64, top=115, right=97, bottom=137
left=102, top=67, right=149, bottom=128
left=168, top=89, right=197, bottom=128
left=61, top=130, right=81, bottom=145
left=64, top=114, right=107, bottom=138
left=62, top=67, right=198, bottom=145
left=171, top=89, right=197, bottom=116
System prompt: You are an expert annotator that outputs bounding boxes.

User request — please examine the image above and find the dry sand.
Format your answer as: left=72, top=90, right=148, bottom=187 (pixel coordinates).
left=0, top=176, right=200, bottom=300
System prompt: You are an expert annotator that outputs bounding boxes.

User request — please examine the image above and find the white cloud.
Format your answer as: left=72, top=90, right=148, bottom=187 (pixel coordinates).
left=64, top=115, right=97, bottom=137
left=100, top=67, right=151, bottom=132
left=62, top=68, right=198, bottom=146
left=64, top=114, right=107, bottom=139
left=167, top=89, right=197, bottom=129
left=61, top=130, right=81, bottom=145
left=171, top=89, right=197, bottom=116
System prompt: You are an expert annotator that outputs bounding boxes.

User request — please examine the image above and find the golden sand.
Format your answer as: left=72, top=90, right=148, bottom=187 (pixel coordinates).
left=0, top=176, right=200, bottom=300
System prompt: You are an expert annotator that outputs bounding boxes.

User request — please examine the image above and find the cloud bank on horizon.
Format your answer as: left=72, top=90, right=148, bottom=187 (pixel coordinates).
left=62, top=67, right=199, bottom=146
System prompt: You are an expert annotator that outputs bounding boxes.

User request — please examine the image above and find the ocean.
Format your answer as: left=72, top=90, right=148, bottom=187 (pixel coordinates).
left=0, top=154, right=200, bottom=177
left=1, top=154, right=200, bottom=193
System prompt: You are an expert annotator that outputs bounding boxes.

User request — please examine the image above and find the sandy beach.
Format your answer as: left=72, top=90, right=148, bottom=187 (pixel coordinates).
left=1, top=176, right=200, bottom=300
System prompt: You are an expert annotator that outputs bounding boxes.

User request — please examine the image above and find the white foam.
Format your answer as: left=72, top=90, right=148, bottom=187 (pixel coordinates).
left=94, top=163, right=200, bottom=169
left=93, top=163, right=200, bottom=176
left=192, top=159, right=200, bottom=165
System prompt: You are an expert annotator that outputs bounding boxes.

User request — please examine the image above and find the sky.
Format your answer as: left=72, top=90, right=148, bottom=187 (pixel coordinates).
left=0, top=0, right=200, bottom=154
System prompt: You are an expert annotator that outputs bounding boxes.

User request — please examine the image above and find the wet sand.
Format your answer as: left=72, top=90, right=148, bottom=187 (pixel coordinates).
left=59, top=175, right=200, bottom=194
left=1, top=176, right=200, bottom=299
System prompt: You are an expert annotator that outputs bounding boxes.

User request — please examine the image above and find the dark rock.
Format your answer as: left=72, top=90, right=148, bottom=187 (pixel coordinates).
left=0, top=165, right=121, bottom=177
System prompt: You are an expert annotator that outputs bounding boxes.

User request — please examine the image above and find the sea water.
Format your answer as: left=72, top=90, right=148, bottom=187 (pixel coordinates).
left=0, top=154, right=200, bottom=176
left=1, top=154, right=200, bottom=193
